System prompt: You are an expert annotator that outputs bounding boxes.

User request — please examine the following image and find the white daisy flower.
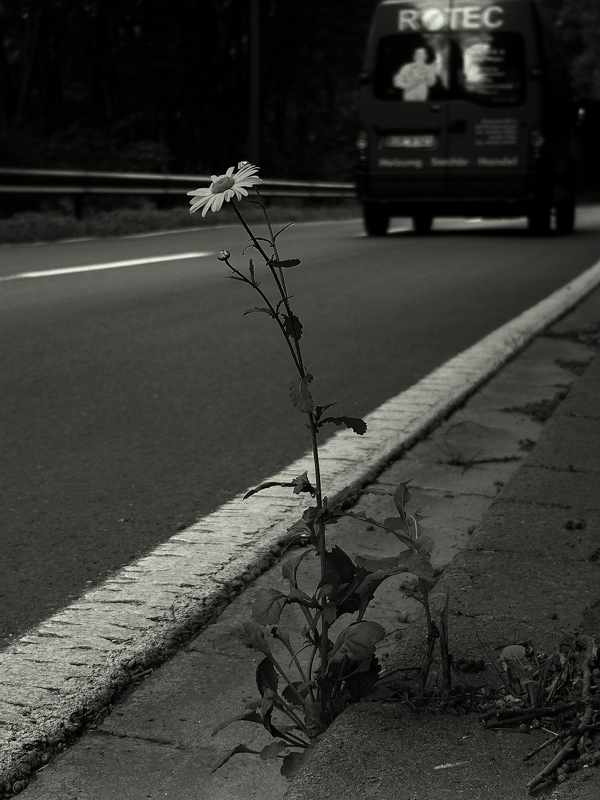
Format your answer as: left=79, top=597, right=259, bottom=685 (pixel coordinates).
left=188, top=163, right=262, bottom=216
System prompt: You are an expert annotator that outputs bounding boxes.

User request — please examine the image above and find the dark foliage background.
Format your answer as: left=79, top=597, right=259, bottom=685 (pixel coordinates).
left=0, top=0, right=598, bottom=183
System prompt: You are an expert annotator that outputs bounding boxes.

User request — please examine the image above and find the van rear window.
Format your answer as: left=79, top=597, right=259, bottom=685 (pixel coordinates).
left=374, top=31, right=526, bottom=106
left=455, top=33, right=525, bottom=105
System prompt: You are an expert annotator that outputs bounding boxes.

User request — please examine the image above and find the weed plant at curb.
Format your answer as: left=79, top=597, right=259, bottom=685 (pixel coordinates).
left=188, top=163, right=448, bottom=779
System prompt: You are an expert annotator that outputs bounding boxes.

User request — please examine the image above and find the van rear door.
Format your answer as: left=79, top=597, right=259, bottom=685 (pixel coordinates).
left=364, top=1, right=449, bottom=199
left=444, top=1, right=534, bottom=200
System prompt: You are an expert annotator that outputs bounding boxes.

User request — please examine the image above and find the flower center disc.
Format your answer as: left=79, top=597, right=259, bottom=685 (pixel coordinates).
left=211, top=176, right=235, bottom=194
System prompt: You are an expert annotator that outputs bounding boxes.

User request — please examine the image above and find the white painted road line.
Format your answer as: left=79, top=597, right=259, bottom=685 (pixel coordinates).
left=2, top=257, right=600, bottom=780
left=0, top=251, right=214, bottom=281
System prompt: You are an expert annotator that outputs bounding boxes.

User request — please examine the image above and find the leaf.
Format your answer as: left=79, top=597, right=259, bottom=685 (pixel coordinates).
left=259, top=692, right=276, bottom=732
left=281, top=550, right=312, bottom=588
left=211, top=743, right=261, bottom=772
left=260, top=741, right=288, bottom=760
left=243, top=306, right=276, bottom=318
left=289, top=375, right=315, bottom=413
left=256, top=657, right=279, bottom=697
left=273, top=258, right=301, bottom=268
left=396, top=547, right=433, bottom=579
left=211, top=708, right=263, bottom=736
left=244, top=472, right=314, bottom=499
left=325, top=545, right=356, bottom=586
left=270, top=625, right=293, bottom=653
left=343, top=654, right=382, bottom=702
left=314, top=402, right=337, bottom=419
left=280, top=750, right=308, bottom=779
left=282, top=313, right=303, bottom=341
left=244, top=480, right=296, bottom=499
left=344, top=511, right=412, bottom=547
left=286, top=586, right=314, bottom=606
left=330, top=621, right=386, bottom=665
left=415, top=534, right=434, bottom=555
left=291, top=471, right=315, bottom=496
left=273, top=222, right=294, bottom=239
left=383, top=516, right=408, bottom=533
left=354, top=574, right=389, bottom=618
left=253, top=588, right=289, bottom=625
left=318, top=416, right=367, bottom=435
left=229, top=621, right=272, bottom=655
left=501, top=645, right=527, bottom=662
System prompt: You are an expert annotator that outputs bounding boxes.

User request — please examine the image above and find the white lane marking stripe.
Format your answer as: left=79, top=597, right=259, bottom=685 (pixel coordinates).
left=2, top=257, right=600, bottom=776
left=0, top=252, right=214, bottom=281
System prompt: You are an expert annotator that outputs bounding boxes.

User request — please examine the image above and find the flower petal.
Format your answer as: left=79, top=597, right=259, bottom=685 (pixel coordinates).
left=190, top=194, right=212, bottom=214
left=212, top=194, right=225, bottom=213
left=237, top=163, right=259, bottom=176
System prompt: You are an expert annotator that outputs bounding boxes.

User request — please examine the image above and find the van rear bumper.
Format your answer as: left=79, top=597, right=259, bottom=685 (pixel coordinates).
left=356, top=197, right=541, bottom=218
left=355, top=170, right=553, bottom=217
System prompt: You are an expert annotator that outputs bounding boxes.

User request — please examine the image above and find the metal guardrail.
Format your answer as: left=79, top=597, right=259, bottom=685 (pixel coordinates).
left=0, top=167, right=356, bottom=199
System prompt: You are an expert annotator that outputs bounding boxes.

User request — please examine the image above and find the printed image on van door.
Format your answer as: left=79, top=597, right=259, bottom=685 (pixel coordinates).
left=375, top=34, right=450, bottom=102
left=457, top=32, right=524, bottom=105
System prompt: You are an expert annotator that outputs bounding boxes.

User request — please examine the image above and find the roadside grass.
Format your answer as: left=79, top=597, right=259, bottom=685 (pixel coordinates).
left=0, top=198, right=361, bottom=246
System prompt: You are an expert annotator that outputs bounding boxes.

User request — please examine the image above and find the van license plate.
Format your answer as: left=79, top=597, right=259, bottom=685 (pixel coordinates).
left=383, top=135, right=436, bottom=149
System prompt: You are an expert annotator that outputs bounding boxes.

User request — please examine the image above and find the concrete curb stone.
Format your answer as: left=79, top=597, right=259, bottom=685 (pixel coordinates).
left=284, top=342, right=600, bottom=799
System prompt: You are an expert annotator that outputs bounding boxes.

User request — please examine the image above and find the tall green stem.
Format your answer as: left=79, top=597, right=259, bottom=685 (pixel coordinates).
left=233, top=195, right=332, bottom=721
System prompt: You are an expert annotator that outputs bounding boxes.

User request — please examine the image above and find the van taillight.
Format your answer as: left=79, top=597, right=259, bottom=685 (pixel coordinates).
left=356, top=131, right=369, bottom=157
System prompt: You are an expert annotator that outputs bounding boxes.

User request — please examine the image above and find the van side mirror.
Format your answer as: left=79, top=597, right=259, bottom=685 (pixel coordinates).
left=577, top=106, right=586, bottom=126
left=359, top=71, right=373, bottom=85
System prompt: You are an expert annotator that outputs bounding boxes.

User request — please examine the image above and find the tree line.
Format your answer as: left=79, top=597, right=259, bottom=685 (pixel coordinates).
left=0, top=0, right=598, bottom=183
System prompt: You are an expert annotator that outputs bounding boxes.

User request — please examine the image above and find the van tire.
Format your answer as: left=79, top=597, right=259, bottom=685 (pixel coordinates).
left=413, top=214, right=433, bottom=235
left=363, top=203, right=390, bottom=236
left=527, top=205, right=551, bottom=235
left=555, top=197, right=576, bottom=234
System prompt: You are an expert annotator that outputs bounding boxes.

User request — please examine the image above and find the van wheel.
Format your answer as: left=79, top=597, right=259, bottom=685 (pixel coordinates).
left=363, top=203, right=390, bottom=236
left=555, top=197, right=576, bottom=234
left=527, top=205, right=551, bottom=235
left=413, top=213, right=433, bottom=234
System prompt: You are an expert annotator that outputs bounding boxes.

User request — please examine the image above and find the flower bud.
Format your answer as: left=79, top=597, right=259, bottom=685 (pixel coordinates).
left=237, top=161, right=250, bottom=170
left=217, top=250, right=230, bottom=261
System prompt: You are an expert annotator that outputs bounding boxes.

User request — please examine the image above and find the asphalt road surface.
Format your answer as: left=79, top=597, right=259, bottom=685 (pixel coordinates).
left=2, top=207, right=600, bottom=649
